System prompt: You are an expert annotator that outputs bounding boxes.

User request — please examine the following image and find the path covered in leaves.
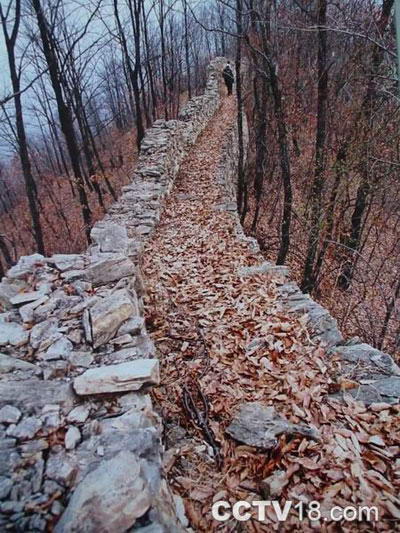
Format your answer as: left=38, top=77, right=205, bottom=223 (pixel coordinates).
left=142, top=97, right=399, bottom=531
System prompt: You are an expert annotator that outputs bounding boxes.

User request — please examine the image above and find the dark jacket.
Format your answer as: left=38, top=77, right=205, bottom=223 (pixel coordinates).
left=223, top=65, right=234, bottom=83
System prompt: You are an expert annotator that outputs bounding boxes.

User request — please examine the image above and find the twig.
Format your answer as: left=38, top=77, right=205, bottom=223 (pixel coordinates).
left=182, top=381, right=222, bottom=469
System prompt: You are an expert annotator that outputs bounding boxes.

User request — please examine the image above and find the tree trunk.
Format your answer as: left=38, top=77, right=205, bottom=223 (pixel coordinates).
left=337, top=0, right=394, bottom=289
left=301, top=0, right=328, bottom=293
left=31, top=0, right=92, bottom=242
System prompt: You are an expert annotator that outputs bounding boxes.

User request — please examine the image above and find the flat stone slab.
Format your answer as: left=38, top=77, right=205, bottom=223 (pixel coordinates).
left=49, top=254, right=85, bottom=272
left=10, top=292, right=47, bottom=306
left=89, top=289, right=138, bottom=348
left=73, top=359, right=160, bottom=395
left=226, top=402, right=320, bottom=450
left=85, top=254, right=135, bottom=287
left=19, top=296, right=49, bottom=322
left=0, top=380, right=76, bottom=411
left=55, top=451, right=151, bottom=532
left=0, top=322, right=29, bottom=347
left=0, top=353, right=36, bottom=373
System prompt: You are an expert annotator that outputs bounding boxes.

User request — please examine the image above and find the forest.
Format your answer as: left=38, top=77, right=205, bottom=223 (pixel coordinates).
left=0, top=0, right=399, bottom=361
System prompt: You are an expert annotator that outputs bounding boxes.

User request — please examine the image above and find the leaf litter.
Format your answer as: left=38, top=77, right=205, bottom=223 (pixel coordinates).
left=142, top=97, right=400, bottom=531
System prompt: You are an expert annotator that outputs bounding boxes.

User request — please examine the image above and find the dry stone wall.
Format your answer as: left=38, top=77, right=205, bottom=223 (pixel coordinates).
left=217, top=114, right=400, bottom=407
left=0, top=57, right=226, bottom=532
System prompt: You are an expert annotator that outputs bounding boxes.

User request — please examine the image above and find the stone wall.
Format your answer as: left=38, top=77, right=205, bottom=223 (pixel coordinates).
left=0, top=57, right=226, bottom=532
left=217, top=114, right=400, bottom=407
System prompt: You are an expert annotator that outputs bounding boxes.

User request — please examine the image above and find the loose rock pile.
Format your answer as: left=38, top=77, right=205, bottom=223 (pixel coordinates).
left=0, top=57, right=226, bottom=531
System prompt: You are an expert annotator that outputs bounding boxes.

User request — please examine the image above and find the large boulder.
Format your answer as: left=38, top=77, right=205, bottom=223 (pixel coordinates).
left=55, top=451, right=151, bottom=533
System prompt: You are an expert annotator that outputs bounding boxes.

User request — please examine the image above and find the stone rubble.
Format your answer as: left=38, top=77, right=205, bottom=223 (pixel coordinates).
left=0, top=57, right=225, bottom=531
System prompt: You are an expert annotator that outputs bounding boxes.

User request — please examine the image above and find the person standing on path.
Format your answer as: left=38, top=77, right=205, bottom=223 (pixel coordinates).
left=222, top=62, right=234, bottom=95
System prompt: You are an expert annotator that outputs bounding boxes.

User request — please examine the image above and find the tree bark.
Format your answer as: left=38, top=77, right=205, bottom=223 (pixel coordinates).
left=301, top=0, right=328, bottom=293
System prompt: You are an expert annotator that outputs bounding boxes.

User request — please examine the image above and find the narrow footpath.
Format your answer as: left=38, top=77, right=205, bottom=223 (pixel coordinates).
left=142, top=97, right=399, bottom=532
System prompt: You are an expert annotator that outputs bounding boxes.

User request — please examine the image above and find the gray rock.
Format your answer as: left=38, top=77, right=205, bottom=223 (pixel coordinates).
left=108, top=336, right=155, bottom=363
left=0, top=380, right=75, bottom=411
left=67, top=351, right=94, bottom=368
left=7, top=416, right=42, bottom=440
left=118, top=317, right=144, bottom=337
left=111, top=334, right=134, bottom=346
left=43, top=360, right=68, bottom=380
left=19, top=296, right=49, bottom=322
left=46, top=452, right=77, bottom=487
left=0, top=405, right=21, bottom=424
left=238, top=262, right=289, bottom=279
left=174, top=494, right=189, bottom=528
left=280, top=291, right=343, bottom=348
left=67, top=329, right=82, bottom=345
left=91, top=223, right=129, bottom=254
left=0, top=280, right=26, bottom=310
left=17, top=439, right=48, bottom=455
left=65, top=426, right=81, bottom=450
left=49, top=254, right=85, bottom=272
left=67, top=405, right=90, bottom=424
left=29, top=515, right=46, bottom=531
left=43, top=479, right=63, bottom=496
left=55, top=451, right=151, bottom=533
left=0, top=353, right=36, bottom=373
left=0, top=322, right=29, bottom=347
left=7, top=254, right=44, bottom=279
left=85, top=254, right=135, bottom=287
left=73, top=359, right=160, bottom=395
left=0, top=438, right=17, bottom=450
left=41, top=404, right=61, bottom=429
left=226, top=402, right=320, bottom=449
left=261, top=470, right=289, bottom=497
left=10, top=291, right=47, bottom=306
left=333, top=376, right=400, bottom=405
left=30, top=318, right=61, bottom=351
left=331, top=344, right=400, bottom=378
left=1, top=500, right=24, bottom=513
left=51, top=500, right=64, bottom=516
left=89, top=289, right=138, bottom=348
left=44, top=336, right=73, bottom=361
left=61, top=269, right=87, bottom=282
left=71, top=280, right=92, bottom=296
left=0, top=477, right=13, bottom=499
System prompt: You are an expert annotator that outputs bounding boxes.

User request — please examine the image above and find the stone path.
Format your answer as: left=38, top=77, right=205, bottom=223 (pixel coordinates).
left=143, top=97, right=400, bottom=531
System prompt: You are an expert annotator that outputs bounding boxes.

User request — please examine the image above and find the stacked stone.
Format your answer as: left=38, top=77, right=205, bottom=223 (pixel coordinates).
left=0, top=57, right=226, bottom=531
left=216, top=104, right=400, bottom=407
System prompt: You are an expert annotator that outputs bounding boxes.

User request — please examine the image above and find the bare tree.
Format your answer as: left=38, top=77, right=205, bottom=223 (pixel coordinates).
left=0, top=0, right=45, bottom=254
